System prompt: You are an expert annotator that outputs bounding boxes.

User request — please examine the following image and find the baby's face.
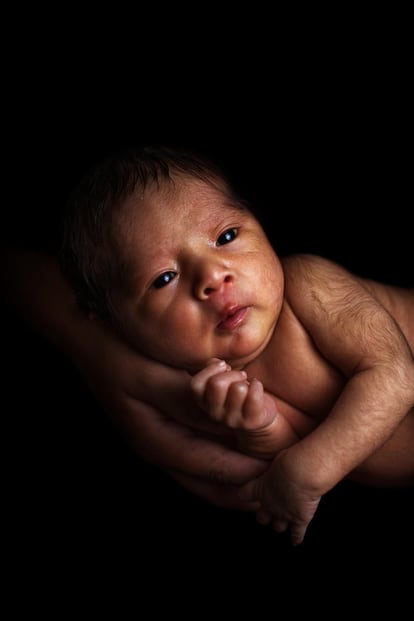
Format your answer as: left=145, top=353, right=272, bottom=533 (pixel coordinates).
left=113, top=175, right=284, bottom=372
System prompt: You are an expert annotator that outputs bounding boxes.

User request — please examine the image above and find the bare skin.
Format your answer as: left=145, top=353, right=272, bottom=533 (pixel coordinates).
left=1, top=248, right=267, bottom=512
left=191, top=262, right=414, bottom=543
left=193, top=280, right=414, bottom=472
left=106, top=176, right=414, bottom=545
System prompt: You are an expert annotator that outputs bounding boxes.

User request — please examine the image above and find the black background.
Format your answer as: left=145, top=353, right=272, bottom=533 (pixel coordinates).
left=2, top=40, right=413, bottom=605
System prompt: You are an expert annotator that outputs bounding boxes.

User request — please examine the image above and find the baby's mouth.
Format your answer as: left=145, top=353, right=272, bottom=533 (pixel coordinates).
left=217, top=306, right=248, bottom=330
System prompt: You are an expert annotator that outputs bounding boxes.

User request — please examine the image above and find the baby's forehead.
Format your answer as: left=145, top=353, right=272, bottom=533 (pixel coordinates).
left=123, top=173, right=240, bottom=219
left=115, top=174, right=252, bottom=261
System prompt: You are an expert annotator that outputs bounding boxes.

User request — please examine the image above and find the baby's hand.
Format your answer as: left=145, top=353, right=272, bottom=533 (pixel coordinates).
left=190, top=358, right=272, bottom=431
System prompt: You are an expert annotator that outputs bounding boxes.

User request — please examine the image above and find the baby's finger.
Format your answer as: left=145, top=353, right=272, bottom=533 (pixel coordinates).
left=190, top=359, right=229, bottom=407
left=289, top=522, right=308, bottom=546
left=191, top=363, right=247, bottom=418
left=240, top=378, right=266, bottom=429
left=190, top=358, right=229, bottom=390
left=205, top=372, right=248, bottom=420
left=222, top=380, right=251, bottom=427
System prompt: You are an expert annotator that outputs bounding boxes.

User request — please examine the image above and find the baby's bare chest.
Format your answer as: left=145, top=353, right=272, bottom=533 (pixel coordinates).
left=245, top=309, right=345, bottom=419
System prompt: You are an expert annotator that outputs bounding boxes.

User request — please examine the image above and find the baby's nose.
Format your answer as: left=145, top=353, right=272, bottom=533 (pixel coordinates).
left=195, top=267, right=233, bottom=300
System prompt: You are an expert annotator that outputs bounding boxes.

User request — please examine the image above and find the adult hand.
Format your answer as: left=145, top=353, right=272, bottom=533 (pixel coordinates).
left=2, top=249, right=268, bottom=511
left=74, top=318, right=268, bottom=511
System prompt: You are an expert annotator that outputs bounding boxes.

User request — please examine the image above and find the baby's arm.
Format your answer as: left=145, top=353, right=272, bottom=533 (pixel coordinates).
left=241, top=255, right=414, bottom=545
left=191, top=358, right=300, bottom=459
left=282, top=255, right=414, bottom=492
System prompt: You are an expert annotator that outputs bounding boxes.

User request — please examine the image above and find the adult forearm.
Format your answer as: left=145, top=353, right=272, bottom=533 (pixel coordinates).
left=2, top=247, right=271, bottom=509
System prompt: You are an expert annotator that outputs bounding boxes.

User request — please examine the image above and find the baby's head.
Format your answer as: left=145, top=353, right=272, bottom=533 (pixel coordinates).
left=61, top=146, right=237, bottom=317
left=61, top=145, right=284, bottom=371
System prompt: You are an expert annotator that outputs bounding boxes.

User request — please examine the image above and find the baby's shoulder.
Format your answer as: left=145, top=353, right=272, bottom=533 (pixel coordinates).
left=281, top=253, right=339, bottom=278
left=280, top=253, right=342, bottom=295
left=280, top=253, right=364, bottom=317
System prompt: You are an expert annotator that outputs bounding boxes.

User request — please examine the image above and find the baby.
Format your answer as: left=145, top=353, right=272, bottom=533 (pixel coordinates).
left=60, top=145, right=414, bottom=544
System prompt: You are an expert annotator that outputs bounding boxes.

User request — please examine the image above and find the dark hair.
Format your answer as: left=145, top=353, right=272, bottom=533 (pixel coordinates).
left=60, top=144, right=250, bottom=319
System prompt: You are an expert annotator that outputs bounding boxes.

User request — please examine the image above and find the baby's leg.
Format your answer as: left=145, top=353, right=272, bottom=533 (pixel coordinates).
left=350, top=408, right=414, bottom=486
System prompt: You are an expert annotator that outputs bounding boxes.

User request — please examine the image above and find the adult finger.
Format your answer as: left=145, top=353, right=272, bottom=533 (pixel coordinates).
left=118, top=398, right=268, bottom=486
left=167, top=470, right=260, bottom=512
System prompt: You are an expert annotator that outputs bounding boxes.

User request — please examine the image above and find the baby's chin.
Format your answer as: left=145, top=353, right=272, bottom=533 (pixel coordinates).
left=185, top=352, right=259, bottom=375
left=162, top=337, right=269, bottom=374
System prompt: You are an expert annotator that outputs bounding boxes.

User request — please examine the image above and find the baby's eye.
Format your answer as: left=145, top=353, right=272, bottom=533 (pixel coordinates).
left=216, top=228, right=238, bottom=246
left=152, top=271, right=177, bottom=289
